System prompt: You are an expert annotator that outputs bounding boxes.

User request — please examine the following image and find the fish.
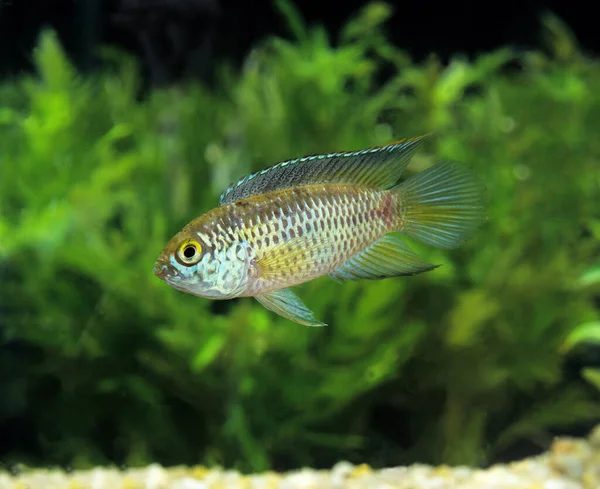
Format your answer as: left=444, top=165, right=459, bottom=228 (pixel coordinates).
left=153, top=134, right=485, bottom=326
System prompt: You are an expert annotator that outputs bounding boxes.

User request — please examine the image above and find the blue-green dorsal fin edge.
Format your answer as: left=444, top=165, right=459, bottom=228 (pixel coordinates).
left=329, top=233, right=439, bottom=281
left=218, top=134, right=431, bottom=206
left=255, top=288, right=326, bottom=327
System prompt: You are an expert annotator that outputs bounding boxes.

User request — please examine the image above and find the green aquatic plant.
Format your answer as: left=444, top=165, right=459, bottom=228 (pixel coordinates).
left=561, top=259, right=600, bottom=393
left=1, top=1, right=599, bottom=472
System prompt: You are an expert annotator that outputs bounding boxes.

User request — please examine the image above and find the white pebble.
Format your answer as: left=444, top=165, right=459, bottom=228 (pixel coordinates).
left=171, top=478, right=210, bottom=489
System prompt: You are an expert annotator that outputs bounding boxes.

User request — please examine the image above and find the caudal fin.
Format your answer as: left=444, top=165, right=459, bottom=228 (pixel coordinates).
left=395, top=161, right=485, bottom=248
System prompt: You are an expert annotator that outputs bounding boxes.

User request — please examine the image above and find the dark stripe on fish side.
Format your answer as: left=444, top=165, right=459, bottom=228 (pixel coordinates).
left=379, top=192, right=398, bottom=230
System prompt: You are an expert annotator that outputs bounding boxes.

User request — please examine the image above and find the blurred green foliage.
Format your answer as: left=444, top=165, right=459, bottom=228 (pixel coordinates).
left=1, top=0, right=599, bottom=472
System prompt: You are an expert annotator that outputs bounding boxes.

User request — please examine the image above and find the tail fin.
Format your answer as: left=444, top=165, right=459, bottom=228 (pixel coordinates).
left=394, top=161, right=485, bottom=248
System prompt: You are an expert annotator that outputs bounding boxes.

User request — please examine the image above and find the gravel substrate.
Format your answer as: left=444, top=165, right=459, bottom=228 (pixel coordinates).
left=1, top=425, right=599, bottom=489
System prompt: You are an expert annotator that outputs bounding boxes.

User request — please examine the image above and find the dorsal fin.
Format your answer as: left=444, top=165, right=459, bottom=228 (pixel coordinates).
left=218, top=134, right=431, bottom=206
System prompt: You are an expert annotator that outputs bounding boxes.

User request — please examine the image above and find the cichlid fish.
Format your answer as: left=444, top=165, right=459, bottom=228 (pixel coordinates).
left=153, top=135, right=484, bottom=326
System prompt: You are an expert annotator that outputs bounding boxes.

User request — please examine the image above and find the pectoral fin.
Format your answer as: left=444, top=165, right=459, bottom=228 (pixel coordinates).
left=255, top=288, right=326, bottom=327
left=255, top=235, right=323, bottom=280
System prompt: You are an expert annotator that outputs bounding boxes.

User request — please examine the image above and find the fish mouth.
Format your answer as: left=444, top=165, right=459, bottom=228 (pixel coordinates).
left=153, top=261, right=169, bottom=280
left=153, top=260, right=185, bottom=287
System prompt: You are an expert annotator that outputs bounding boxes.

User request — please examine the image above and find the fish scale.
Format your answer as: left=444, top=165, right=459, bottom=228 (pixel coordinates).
left=206, top=184, right=396, bottom=296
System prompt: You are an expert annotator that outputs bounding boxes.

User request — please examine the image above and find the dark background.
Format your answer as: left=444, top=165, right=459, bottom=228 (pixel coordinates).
left=0, top=0, right=596, bottom=86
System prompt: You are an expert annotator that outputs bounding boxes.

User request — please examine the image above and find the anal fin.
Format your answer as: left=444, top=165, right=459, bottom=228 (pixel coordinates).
left=329, top=234, right=438, bottom=281
left=255, top=288, right=326, bottom=327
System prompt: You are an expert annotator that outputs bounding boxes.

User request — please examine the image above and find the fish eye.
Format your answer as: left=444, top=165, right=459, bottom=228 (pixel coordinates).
left=176, top=240, right=202, bottom=266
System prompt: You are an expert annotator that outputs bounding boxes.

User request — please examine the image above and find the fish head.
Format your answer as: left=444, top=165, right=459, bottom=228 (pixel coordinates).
left=153, top=227, right=254, bottom=300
